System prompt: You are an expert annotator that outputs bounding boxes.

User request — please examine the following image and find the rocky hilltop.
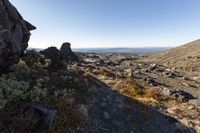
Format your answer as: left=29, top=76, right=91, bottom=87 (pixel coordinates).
left=0, top=0, right=36, bottom=71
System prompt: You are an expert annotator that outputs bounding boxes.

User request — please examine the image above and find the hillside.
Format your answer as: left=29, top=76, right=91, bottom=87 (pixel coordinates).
left=146, top=39, right=200, bottom=77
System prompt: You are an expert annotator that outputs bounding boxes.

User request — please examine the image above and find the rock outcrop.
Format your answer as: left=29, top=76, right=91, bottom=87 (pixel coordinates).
left=0, top=0, right=36, bottom=70
left=60, top=42, right=78, bottom=62
left=40, top=47, right=65, bottom=71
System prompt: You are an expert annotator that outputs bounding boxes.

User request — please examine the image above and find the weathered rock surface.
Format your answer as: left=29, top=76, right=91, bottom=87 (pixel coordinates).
left=40, top=47, right=65, bottom=71
left=30, top=102, right=57, bottom=129
left=160, top=87, right=195, bottom=102
left=0, top=0, right=36, bottom=70
left=60, top=42, right=78, bottom=62
left=189, top=99, right=200, bottom=107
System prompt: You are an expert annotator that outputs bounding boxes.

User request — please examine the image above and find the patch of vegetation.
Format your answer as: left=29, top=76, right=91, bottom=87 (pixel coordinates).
left=92, top=67, right=114, bottom=77
left=116, top=77, right=144, bottom=98
left=40, top=47, right=66, bottom=71
left=0, top=74, right=47, bottom=109
left=48, top=70, right=89, bottom=103
left=21, top=50, right=43, bottom=69
left=44, top=97, right=85, bottom=133
left=0, top=63, right=48, bottom=109
left=0, top=101, right=45, bottom=133
left=115, top=77, right=160, bottom=106
left=143, top=88, right=158, bottom=98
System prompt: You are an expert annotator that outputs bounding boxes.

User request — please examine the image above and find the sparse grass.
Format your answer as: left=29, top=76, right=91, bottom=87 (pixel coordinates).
left=0, top=61, right=91, bottom=132
left=115, top=77, right=144, bottom=98
left=84, top=71, right=94, bottom=77
left=21, top=50, right=42, bottom=69
left=44, top=97, right=84, bottom=133
left=95, top=67, right=108, bottom=75
left=94, top=67, right=116, bottom=78
left=0, top=65, right=47, bottom=109
left=143, top=88, right=158, bottom=98
left=114, top=77, right=161, bottom=106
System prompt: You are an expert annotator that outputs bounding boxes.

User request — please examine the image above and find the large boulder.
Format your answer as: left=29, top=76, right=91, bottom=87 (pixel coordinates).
left=0, top=0, right=36, bottom=70
left=60, top=42, right=78, bottom=62
left=40, top=47, right=65, bottom=71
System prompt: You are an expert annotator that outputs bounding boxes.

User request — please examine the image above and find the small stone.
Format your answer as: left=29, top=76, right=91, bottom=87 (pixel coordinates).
left=174, top=122, right=188, bottom=132
left=133, top=71, right=140, bottom=74
left=149, top=64, right=158, bottom=70
left=30, top=103, right=57, bottom=129
left=167, top=108, right=176, bottom=114
left=181, top=82, right=190, bottom=87
left=193, top=77, right=200, bottom=81
left=188, top=106, right=195, bottom=110
left=103, top=112, right=111, bottom=120
left=100, top=102, right=107, bottom=108
left=189, top=99, right=200, bottom=107
left=188, top=121, right=195, bottom=128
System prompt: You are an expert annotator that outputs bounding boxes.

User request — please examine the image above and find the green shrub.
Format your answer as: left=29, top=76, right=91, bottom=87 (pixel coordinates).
left=21, top=50, right=42, bottom=69
left=0, top=75, right=47, bottom=109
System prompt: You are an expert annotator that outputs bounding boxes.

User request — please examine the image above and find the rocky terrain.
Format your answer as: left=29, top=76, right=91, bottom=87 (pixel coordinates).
left=146, top=39, right=200, bottom=78
left=76, top=51, right=200, bottom=132
left=0, top=0, right=200, bottom=133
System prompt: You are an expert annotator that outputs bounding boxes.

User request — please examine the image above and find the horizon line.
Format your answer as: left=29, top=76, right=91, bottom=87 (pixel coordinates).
left=28, top=46, right=173, bottom=49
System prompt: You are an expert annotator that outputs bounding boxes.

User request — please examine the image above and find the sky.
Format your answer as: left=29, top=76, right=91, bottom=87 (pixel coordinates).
left=10, top=0, right=200, bottom=48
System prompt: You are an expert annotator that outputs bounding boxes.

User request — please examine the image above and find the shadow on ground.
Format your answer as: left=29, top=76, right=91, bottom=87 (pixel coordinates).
left=84, top=76, right=195, bottom=133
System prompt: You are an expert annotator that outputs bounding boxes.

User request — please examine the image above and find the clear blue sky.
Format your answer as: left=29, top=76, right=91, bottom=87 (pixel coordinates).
left=10, top=0, right=200, bottom=48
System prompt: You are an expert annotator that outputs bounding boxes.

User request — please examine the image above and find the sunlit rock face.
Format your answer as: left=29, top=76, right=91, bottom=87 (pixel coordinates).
left=0, top=0, right=36, bottom=70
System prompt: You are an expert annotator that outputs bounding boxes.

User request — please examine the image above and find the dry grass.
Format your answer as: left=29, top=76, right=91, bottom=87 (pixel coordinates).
left=95, top=67, right=109, bottom=75
left=115, top=77, right=144, bottom=98
left=143, top=88, right=158, bottom=98
left=115, top=77, right=160, bottom=105
left=94, top=67, right=116, bottom=78
left=44, top=97, right=84, bottom=133
left=84, top=71, right=94, bottom=77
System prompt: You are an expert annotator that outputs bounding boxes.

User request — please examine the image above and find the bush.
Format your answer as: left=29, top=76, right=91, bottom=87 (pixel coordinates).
left=116, top=77, right=144, bottom=98
left=40, top=47, right=66, bottom=71
left=0, top=75, right=47, bottom=109
left=22, top=50, right=42, bottom=69
left=44, top=97, right=84, bottom=133
left=143, top=88, right=158, bottom=98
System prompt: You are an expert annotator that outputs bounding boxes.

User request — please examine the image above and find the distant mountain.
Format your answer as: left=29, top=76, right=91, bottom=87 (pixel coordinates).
left=28, top=47, right=171, bottom=54
left=73, top=47, right=171, bottom=54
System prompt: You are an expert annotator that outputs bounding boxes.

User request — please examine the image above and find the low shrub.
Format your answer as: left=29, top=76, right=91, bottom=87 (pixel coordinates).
left=21, top=50, right=42, bottom=69
left=0, top=75, right=47, bottom=109
left=116, top=77, right=144, bottom=98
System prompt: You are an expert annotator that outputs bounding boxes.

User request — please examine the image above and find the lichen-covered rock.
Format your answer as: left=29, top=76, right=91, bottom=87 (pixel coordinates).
left=0, top=0, right=36, bottom=71
left=60, top=42, right=78, bottom=62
